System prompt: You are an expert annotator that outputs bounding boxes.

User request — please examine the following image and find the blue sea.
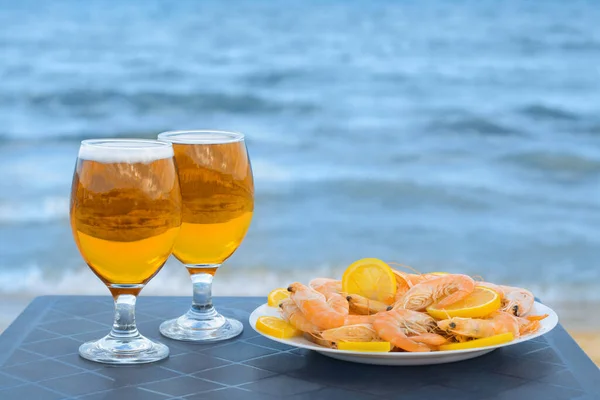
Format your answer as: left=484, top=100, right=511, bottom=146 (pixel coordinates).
left=0, top=0, right=599, bottom=303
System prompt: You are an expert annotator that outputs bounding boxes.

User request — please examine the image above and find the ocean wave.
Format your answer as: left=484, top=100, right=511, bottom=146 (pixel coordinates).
left=0, top=130, right=168, bottom=144
left=0, top=197, right=69, bottom=224
left=0, top=129, right=308, bottom=145
left=0, top=262, right=342, bottom=297
left=6, top=131, right=168, bottom=144
left=0, top=90, right=316, bottom=116
left=251, top=159, right=294, bottom=183
left=511, top=34, right=600, bottom=52
left=501, top=151, right=600, bottom=175
left=574, top=123, right=600, bottom=136
left=243, top=69, right=308, bottom=87
left=517, top=104, right=579, bottom=121
left=427, top=115, right=524, bottom=137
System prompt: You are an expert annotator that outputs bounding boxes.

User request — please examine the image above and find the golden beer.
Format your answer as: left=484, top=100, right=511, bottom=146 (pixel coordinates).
left=171, top=141, right=254, bottom=267
left=70, top=152, right=181, bottom=289
left=157, top=130, right=253, bottom=343
left=70, top=139, right=180, bottom=364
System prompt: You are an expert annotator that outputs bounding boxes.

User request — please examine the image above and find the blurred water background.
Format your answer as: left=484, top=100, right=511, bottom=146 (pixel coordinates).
left=0, top=0, right=599, bottom=331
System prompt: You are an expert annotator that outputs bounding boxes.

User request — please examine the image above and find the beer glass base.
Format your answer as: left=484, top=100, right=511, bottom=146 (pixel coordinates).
left=79, top=334, right=169, bottom=364
left=159, top=314, right=243, bottom=342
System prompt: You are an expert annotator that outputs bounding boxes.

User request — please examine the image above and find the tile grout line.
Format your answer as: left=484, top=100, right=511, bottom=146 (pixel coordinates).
left=501, top=352, right=567, bottom=367
left=71, top=384, right=179, bottom=400
left=0, top=370, right=29, bottom=392
left=0, top=377, right=73, bottom=399
left=180, top=385, right=253, bottom=399
left=520, top=345, right=554, bottom=356
left=2, top=368, right=113, bottom=389
left=532, top=375, right=589, bottom=392
left=22, top=326, right=107, bottom=346
left=4, top=347, right=118, bottom=385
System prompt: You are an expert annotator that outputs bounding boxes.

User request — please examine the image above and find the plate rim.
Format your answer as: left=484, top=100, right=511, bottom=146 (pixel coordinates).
left=249, top=301, right=559, bottom=358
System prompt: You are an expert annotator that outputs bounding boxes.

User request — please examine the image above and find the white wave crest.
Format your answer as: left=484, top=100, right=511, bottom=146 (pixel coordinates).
left=0, top=196, right=69, bottom=224
left=0, top=261, right=331, bottom=296
left=2, top=262, right=600, bottom=304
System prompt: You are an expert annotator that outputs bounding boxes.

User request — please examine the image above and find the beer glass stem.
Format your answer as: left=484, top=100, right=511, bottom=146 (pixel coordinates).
left=110, top=294, right=139, bottom=338
left=160, top=262, right=243, bottom=341
left=190, top=266, right=220, bottom=317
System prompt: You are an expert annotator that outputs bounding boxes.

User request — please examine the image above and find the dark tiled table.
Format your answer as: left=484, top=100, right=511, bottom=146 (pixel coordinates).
left=0, top=296, right=598, bottom=400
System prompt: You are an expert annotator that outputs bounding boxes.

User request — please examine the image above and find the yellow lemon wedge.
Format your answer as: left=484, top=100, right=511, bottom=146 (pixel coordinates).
left=267, top=288, right=290, bottom=307
left=342, top=258, right=397, bottom=304
left=256, top=316, right=301, bottom=339
left=426, top=286, right=501, bottom=319
left=439, top=332, right=514, bottom=351
left=337, top=341, right=392, bottom=352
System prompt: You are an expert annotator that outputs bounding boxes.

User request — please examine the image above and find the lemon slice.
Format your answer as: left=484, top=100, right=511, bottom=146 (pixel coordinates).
left=256, top=316, right=301, bottom=339
left=439, top=332, right=514, bottom=351
left=337, top=341, right=392, bottom=352
left=267, top=288, right=290, bottom=307
left=342, top=258, right=397, bottom=304
left=426, top=286, right=501, bottom=319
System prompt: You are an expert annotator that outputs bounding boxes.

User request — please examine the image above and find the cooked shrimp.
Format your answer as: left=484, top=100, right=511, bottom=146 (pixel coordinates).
left=372, top=309, right=435, bottom=352
left=437, top=311, right=520, bottom=338
left=320, top=324, right=379, bottom=343
left=347, top=294, right=388, bottom=315
left=288, top=282, right=349, bottom=330
left=479, top=282, right=535, bottom=316
left=309, top=278, right=342, bottom=295
left=395, top=274, right=475, bottom=310
left=439, top=311, right=545, bottom=339
left=279, top=299, right=321, bottom=334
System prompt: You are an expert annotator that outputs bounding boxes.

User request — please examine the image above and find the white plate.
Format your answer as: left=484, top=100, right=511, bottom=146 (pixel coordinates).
left=249, top=301, right=558, bottom=365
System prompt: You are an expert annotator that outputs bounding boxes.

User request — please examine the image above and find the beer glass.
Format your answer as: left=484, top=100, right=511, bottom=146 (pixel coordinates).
left=157, top=130, right=254, bottom=342
left=70, top=139, right=181, bottom=364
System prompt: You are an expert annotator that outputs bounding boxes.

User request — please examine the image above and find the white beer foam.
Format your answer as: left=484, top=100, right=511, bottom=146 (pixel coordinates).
left=78, top=139, right=174, bottom=163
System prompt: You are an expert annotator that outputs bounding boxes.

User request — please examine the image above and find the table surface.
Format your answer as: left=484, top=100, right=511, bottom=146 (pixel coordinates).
left=0, top=296, right=598, bottom=400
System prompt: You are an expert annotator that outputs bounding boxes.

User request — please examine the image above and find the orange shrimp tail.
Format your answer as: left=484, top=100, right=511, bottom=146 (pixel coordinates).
left=410, top=333, right=448, bottom=346
left=526, top=314, right=548, bottom=321
left=520, top=320, right=541, bottom=336
left=384, top=335, right=431, bottom=352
